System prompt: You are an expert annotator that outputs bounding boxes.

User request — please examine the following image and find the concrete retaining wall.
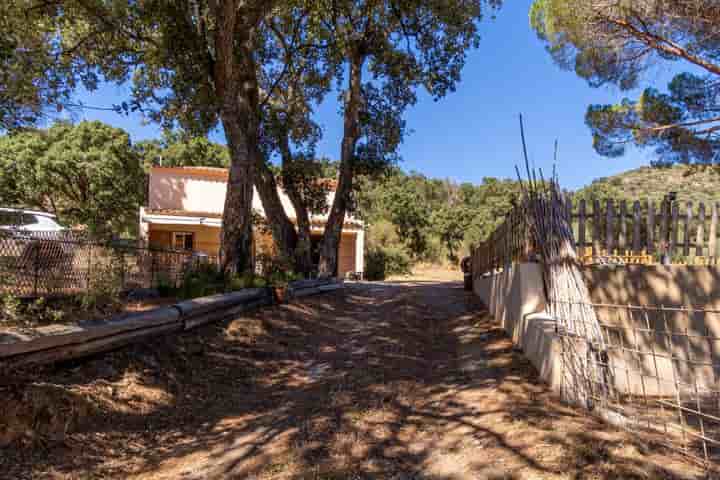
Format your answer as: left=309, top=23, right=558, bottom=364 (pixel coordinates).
left=1, top=278, right=343, bottom=369
left=473, top=263, right=562, bottom=389
left=473, top=263, right=546, bottom=346
left=473, top=264, right=719, bottom=397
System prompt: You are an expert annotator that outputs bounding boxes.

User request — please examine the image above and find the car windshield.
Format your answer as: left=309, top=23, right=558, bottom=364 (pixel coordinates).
left=22, top=214, right=39, bottom=225
left=0, top=211, right=22, bottom=226
left=0, top=211, right=61, bottom=228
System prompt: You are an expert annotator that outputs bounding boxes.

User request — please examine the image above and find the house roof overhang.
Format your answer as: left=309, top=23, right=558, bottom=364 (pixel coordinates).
left=142, top=209, right=223, bottom=227
left=141, top=208, right=363, bottom=231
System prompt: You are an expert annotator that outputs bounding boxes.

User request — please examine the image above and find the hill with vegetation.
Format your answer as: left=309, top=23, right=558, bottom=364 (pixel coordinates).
left=574, top=165, right=720, bottom=207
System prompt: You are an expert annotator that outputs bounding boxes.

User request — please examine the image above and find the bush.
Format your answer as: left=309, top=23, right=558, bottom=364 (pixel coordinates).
left=0, top=293, right=21, bottom=324
left=364, top=246, right=412, bottom=281
left=155, top=272, right=176, bottom=297
left=225, top=271, right=256, bottom=291
left=178, top=262, right=223, bottom=299
left=80, top=263, right=122, bottom=311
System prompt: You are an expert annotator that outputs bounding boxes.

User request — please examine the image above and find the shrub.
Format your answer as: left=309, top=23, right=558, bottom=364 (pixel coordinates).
left=225, top=271, right=252, bottom=291
left=0, top=293, right=21, bottom=324
left=267, top=270, right=299, bottom=287
left=26, top=297, right=65, bottom=324
left=80, top=263, right=122, bottom=311
left=178, top=262, right=223, bottom=299
left=155, top=272, right=176, bottom=297
left=365, top=246, right=412, bottom=281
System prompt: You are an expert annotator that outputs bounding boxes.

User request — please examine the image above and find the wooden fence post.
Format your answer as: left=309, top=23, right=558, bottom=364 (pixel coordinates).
left=659, top=199, right=669, bottom=256
left=619, top=200, right=628, bottom=252
left=606, top=199, right=615, bottom=254
left=696, top=203, right=705, bottom=258
left=578, top=199, right=586, bottom=255
left=632, top=200, right=641, bottom=253
left=647, top=201, right=655, bottom=254
left=593, top=199, right=601, bottom=255
left=670, top=201, right=679, bottom=258
left=683, top=202, right=693, bottom=257
left=710, top=203, right=718, bottom=262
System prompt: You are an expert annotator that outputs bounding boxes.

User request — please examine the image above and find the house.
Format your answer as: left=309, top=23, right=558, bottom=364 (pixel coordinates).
left=139, top=166, right=364, bottom=278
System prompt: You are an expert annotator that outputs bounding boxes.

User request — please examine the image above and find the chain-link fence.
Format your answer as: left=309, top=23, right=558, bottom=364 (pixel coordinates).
left=0, top=230, right=219, bottom=298
left=551, top=300, right=720, bottom=469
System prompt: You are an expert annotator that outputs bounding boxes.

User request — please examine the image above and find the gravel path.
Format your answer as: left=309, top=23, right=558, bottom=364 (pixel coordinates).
left=1, top=281, right=705, bottom=479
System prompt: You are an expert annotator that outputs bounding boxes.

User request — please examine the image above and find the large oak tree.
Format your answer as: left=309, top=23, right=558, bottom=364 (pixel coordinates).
left=308, top=0, right=501, bottom=275
left=1, top=1, right=294, bottom=274
left=0, top=121, right=144, bottom=236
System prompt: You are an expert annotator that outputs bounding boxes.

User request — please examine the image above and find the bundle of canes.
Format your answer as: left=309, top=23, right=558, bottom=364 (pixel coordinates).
left=515, top=115, right=612, bottom=408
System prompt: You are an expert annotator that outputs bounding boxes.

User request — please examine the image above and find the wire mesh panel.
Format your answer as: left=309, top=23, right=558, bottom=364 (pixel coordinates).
left=0, top=231, right=219, bottom=298
left=552, top=300, right=720, bottom=469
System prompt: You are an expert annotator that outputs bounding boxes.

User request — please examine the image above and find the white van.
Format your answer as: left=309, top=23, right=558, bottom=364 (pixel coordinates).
left=0, top=208, right=66, bottom=233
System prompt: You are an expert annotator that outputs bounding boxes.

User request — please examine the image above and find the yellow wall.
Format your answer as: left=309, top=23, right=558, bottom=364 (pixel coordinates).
left=148, top=223, right=359, bottom=276
left=148, top=224, right=221, bottom=256
left=338, top=232, right=357, bottom=277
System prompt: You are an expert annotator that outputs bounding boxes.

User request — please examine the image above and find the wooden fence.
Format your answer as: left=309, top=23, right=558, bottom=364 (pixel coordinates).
left=472, top=198, right=720, bottom=276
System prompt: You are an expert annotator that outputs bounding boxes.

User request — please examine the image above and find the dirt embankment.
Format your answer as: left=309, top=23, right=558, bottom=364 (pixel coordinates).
left=1, top=281, right=706, bottom=479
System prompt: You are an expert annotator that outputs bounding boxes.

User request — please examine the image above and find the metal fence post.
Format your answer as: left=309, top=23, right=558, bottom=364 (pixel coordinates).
left=119, top=249, right=126, bottom=291
left=33, top=242, right=40, bottom=297
left=150, top=251, right=157, bottom=288
left=87, top=244, right=93, bottom=291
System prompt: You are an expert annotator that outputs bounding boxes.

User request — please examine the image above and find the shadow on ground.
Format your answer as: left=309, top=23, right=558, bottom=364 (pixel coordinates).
left=0, top=281, right=706, bottom=479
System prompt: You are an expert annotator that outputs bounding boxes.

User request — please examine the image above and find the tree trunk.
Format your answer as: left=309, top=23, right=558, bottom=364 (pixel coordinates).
left=214, top=3, right=259, bottom=275
left=253, top=149, right=299, bottom=264
left=317, top=52, right=364, bottom=277
left=279, top=134, right=313, bottom=276
left=219, top=114, right=255, bottom=275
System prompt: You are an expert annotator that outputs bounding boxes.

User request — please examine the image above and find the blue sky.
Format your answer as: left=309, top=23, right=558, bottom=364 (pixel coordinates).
left=69, top=0, right=680, bottom=190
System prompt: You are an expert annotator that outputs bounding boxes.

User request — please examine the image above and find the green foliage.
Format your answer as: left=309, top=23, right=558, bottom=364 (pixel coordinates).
left=81, top=262, right=123, bottom=312
left=585, top=79, right=720, bottom=164
left=364, top=246, right=412, bottom=281
left=0, top=293, right=21, bottom=324
left=380, top=181, right=432, bottom=258
left=0, top=121, right=145, bottom=237
left=226, top=271, right=256, bottom=292
left=0, top=2, right=82, bottom=129
left=155, top=273, right=176, bottom=298
left=357, top=170, right=519, bottom=270
left=431, top=205, right=473, bottom=264
left=267, top=270, right=299, bottom=288
left=26, top=297, right=65, bottom=324
left=573, top=164, right=720, bottom=208
left=252, top=277, right=268, bottom=288
left=136, top=130, right=230, bottom=169
left=531, top=1, right=720, bottom=165
left=178, top=262, right=224, bottom=299
left=0, top=294, right=66, bottom=327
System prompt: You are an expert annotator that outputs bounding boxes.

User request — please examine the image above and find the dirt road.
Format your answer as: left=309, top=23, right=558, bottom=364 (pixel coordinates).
left=1, top=281, right=704, bottom=479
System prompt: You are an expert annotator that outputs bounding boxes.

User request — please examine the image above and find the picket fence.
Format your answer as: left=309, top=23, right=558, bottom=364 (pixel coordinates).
left=473, top=198, right=720, bottom=275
